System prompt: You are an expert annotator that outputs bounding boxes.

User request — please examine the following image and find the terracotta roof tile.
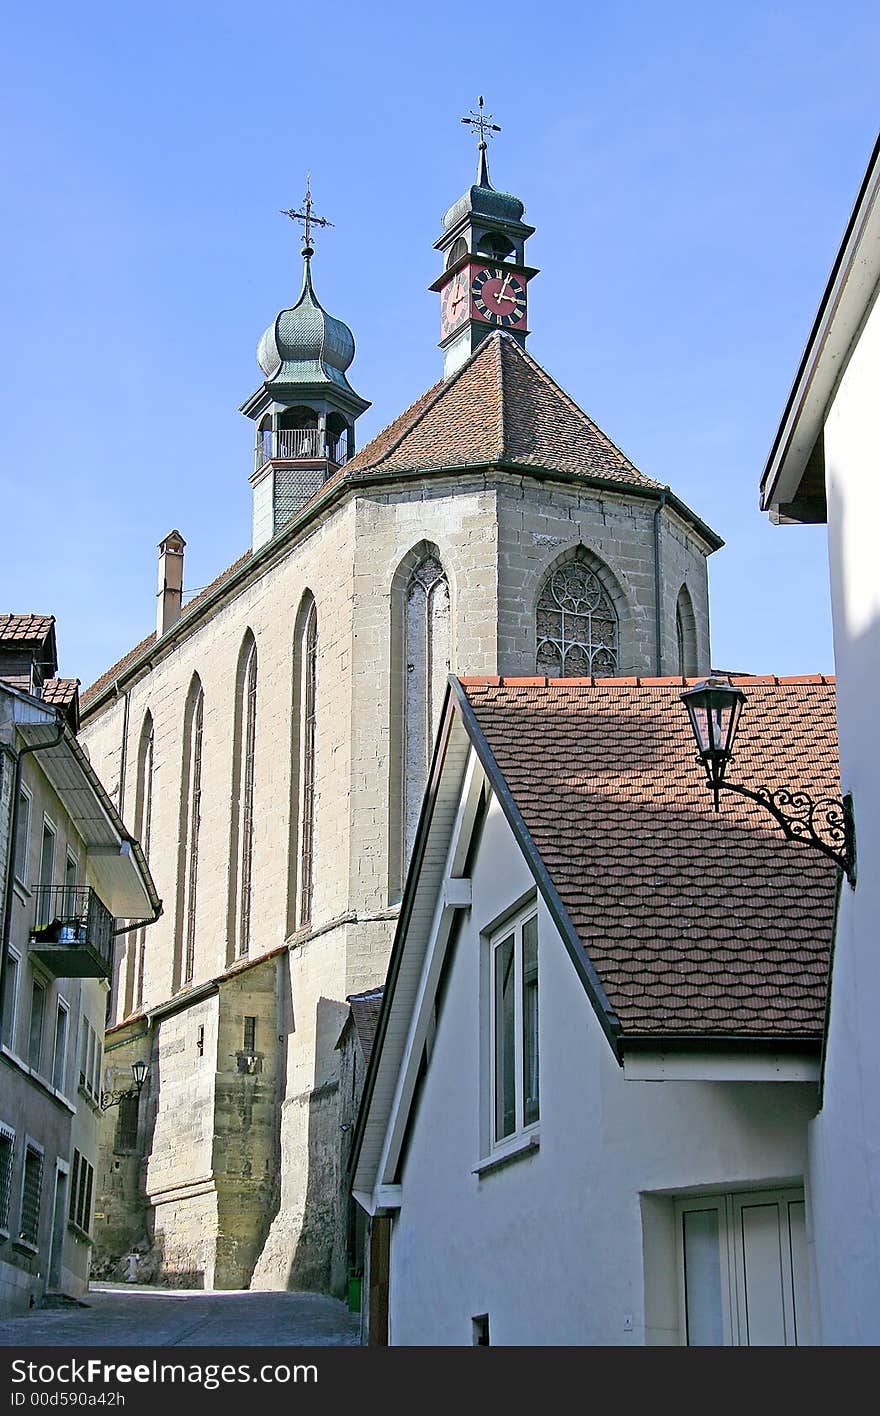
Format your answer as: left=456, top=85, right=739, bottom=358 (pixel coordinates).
left=461, top=677, right=840, bottom=1039
left=0, top=614, right=55, bottom=644
left=41, top=678, right=80, bottom=707
left=347, top=332, right=659, bottom=488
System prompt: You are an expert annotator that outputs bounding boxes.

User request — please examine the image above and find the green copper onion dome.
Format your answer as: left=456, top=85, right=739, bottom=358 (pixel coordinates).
left=441, top=146, right=525, bottom=232
left=256, top=250, right=357, bottom=392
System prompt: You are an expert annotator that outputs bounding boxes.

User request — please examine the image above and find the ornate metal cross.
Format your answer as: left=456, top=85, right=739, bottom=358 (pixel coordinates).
left=281, top=173, right=333, bottom=253
left=461, top=96, right=501, bottom=149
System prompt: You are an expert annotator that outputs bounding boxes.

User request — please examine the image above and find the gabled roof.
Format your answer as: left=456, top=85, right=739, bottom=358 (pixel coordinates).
left=350, top=673, right=841, bottom=1201
left=82, top=337, right=719, bottom=717
left=347, top=331, right=661, bottom=487
left=460, top=676, right=839, bottom=1038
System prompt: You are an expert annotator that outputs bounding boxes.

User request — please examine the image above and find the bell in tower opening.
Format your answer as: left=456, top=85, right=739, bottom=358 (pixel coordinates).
left=241, top=176, right=370, bottom=551
left=430, top=98, right=539, bottom=378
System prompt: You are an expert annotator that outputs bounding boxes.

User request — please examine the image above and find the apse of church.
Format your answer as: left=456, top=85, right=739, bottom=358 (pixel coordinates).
left=78, top=121, right=720, bottom=1295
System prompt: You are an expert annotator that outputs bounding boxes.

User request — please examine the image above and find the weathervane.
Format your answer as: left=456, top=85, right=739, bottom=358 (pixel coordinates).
left=461, top=95, right=501, bottom=149
left=280, top=173, right=333, bottom=256
left=461, top=96, right=501, bottom=184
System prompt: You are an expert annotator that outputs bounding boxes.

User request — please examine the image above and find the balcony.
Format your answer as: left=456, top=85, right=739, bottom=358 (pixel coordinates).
left=254, top=428, right=349, bottom=472
left=29, top=885, right=115, bottom=979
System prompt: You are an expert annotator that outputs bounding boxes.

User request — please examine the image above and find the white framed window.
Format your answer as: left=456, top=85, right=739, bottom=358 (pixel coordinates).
left=0, top=1122, right=14, bottom=1236
left=489, top=906, right=539, bottom=1146
left=51, top=997, right=69, bottom=1093
left=37, top=816, right=57, bottom=923
left=13, top=785, right=32, bottom=885
left=675, top=1188, right=812, bottom=1346
left=1, top=946, right=21, bottom=1052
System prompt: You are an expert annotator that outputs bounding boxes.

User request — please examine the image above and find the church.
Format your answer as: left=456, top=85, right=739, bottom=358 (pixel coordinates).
left=78, top=105, right=721, bottom=1294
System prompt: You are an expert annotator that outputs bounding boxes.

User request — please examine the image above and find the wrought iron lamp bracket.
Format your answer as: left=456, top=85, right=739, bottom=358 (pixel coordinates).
left=100, top=1086, right=141, bottom=1111
left=709, top=776, right=857, bottom=886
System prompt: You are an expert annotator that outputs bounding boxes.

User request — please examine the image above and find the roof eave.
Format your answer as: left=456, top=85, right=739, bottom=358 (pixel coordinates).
left=761, top=131, right=880, bottom=519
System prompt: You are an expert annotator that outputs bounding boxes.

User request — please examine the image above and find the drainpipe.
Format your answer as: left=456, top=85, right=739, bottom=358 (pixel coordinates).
left=0, top=715, right=66, bottom=1032
left=653, top=491, right=668, bottom=676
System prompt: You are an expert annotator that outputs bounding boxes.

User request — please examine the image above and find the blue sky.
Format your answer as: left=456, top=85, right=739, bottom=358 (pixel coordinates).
left=1, top=1, right=877, bottom=687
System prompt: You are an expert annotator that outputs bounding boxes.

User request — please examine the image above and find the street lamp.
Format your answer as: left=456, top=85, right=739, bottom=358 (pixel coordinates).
left=681, top=676, right=856, bottom=886
left=101, top=1060, right=150, bottom=1111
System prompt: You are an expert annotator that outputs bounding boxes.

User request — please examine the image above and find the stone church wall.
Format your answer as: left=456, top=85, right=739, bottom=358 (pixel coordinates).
left=80, top=467, right=714, bottom=1294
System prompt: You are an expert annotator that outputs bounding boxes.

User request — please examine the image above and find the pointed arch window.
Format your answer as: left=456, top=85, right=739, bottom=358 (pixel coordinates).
left=293, top=600, right=318, bottom=930
left=181, top=684, right=204, bottom=986
left=536, top=554, right=618, bottom=677
left=129, top=713, right=154, bottom=1015
left=234, top=641, right=258, bottom=958
left=403, top=553, right=450, bottom=870
left=676, top=584, right=698, bottom=678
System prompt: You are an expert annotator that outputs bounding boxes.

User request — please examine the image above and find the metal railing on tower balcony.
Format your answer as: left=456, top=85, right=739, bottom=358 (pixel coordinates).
left=254, top=429, right=349, bottom=472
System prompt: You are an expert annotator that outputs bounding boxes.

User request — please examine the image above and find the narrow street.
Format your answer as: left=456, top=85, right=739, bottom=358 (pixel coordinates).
left=0, top=1283, right=360, bottom=1347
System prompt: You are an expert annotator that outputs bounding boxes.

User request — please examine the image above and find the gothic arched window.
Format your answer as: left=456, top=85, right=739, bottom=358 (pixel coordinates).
left=231, top=637, right=258, bottom=959
left=404, top=553, right=451, bottom=869
left=180, top=680, right=204, bottom=986
left=128, top=712, right=154, bottom=1015
left=291, top=597, right=318, bottom=930
left=536, top=554, right=618, bottom=677
left=676, top=584, right=698, bottom=677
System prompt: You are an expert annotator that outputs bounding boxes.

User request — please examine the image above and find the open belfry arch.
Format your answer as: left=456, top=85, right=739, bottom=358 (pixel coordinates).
left=78, top=112, right=721, bottom=1294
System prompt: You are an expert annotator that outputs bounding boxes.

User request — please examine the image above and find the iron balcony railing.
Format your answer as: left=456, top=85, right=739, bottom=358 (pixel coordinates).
left=29, top=885, right=115, bottom=978
left=254, top=429, right=349, bottom=471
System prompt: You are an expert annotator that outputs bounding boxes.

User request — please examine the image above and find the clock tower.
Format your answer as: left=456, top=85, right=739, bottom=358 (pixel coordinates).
left=430, top=98, right=538, bottom=377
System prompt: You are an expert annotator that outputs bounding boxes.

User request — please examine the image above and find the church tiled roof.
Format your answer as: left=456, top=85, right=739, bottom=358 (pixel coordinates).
left=459, top=675, right=839, bottom=1039
left=346, top=331, right=661, bottom=487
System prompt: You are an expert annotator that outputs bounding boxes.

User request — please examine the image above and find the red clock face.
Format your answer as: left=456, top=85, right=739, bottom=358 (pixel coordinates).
left=440, top=269, right=469, bottom=338
left=471, top=266, right=527, bottom=328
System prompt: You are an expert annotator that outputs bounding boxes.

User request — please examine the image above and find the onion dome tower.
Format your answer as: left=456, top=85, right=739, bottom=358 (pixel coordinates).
left=430, top=97, right=539, bottom=377
left=241, top=179, right=370, bottom=551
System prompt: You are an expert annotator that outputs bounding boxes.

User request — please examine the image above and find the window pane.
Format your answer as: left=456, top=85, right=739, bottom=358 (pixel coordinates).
left=522, top=915, right=539, bottom=1126
left=683, top=1208, right=724, bottom=1346
left=494, top=935, right=516, bottom=1141
left=0, top=1129, right=14, bottom=1232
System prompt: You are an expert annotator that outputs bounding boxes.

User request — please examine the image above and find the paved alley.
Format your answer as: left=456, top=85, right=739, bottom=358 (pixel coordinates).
left=0, top=1283, right=360, bottom=1347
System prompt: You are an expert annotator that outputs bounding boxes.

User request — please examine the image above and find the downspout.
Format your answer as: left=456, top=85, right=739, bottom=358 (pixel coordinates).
left=653, top=490, right=668, bottom=676
left=0, top=715, right=66, bottom=1031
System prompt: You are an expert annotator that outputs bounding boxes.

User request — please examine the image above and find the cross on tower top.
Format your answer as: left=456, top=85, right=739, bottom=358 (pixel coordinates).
left=281, top=173, right=334, bottom=257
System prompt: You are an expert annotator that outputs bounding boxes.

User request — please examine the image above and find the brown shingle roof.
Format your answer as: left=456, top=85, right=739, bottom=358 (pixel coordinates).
left=461, top=676, right=840, bottom=1039
left=0, top=614, right=55, bottom=644
left=347, top=332, right=659, bottom=487
left=41, top=678, right=80, bottom=707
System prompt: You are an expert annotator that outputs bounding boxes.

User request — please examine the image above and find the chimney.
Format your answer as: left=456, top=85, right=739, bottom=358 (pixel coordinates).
left=156, top=531, right=186, bottom=637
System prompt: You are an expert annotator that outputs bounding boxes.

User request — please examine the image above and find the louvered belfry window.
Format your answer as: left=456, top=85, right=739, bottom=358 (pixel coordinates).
left=238, top=645, right=258, bottom=957
left=183, top=688, right=204, bottom=983
left=536, top=556, right=618, bottom=677
left=298, top=603, right=318, bottom=929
